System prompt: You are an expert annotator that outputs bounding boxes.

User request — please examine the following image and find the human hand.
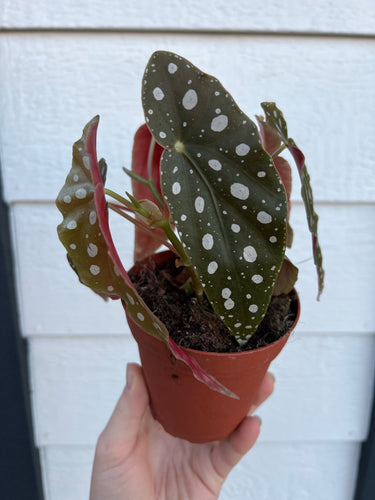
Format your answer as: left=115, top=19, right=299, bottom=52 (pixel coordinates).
left=90, top=363, right=274, bottom=500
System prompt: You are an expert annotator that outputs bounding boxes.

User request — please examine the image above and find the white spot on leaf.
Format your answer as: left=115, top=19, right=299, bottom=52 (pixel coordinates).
left=243, top=245, right=257, bottom=263
left=231, top=224, right=240, bottom=233
left=90, top=265, right=100, bottom=276
left=153, top=87, right=165, bottom=100
left=87, top=243, right=98, bottom=258
left=89, top=211, right=97, bottom=225
left=172, top=182, right=181, bottom=195
left=257, top=211, right=272, bottom=224
left=67, top=220, right=77, bottom=230
left=224, top=298, right=235, bottom=310
left=168, top=63, right=178, bottom=74
left=207, top=261, right=218, bottom=274
left=182, top=89, right=198, bottom=110
left=235, top=143, right=250, bottom=156
left=251, top=274, right=263, bottom=284
left=211, top=114, right=228, bottom=132
left=75, top=188, right=87, bottom=199
left=202, top=233, right=214, bottom=250
left=208, top=159, right=222, bottom=171
left=230, top=183, right=249, bottom=200
left=195, top=196, right=205, bottom=213
left=126, top=292, right=135, bottom=305
left=82, top=156, right=90, bottom=170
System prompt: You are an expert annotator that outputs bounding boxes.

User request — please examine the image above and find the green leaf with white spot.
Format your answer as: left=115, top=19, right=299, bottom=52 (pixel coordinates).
left=142, top=51, right=288, bottom=344
left=56, top=115, right=237, bottom=399
left=56, top=116, right=170, bottom=341
left=261, top=102, right=324, bottom=299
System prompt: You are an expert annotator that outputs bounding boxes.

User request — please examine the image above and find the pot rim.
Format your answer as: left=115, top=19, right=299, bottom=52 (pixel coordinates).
left=177, top=297, right=299, bottom=358
left=128, top=250, right=301, bottom=358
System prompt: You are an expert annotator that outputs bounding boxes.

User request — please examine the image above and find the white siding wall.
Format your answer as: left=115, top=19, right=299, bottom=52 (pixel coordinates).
left=1, top=2, right=374, bottom=499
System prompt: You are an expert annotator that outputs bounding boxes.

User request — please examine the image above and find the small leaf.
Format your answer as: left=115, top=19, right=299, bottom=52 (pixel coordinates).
left=257, top=116, right=293, bottom=247
left=131, top=124, right=169, bottom=261
left=273, top=156, right=293, bottom=247
left=261, top=102, right=325, bottom=298
left=143, top=51, right=288, bottom=344
left=98, top=158, right=107, bottom=184
left=56, top=116, right=167, bottom=339
left=256, top=116, right=282, bottom=157
left=131, top=123, right=163, bottom=200
left=273, top=257, right=298, bottom=296
left=273, top=157, right=292, bottom=203
left=56, top=116, right=237, bottom=399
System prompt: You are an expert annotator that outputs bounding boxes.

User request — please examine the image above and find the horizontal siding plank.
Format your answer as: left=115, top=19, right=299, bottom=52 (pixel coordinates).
left=1, top=34, right=374, bottom=202
left=11, top=203, right=375, bottom=336
left=222, top=441, right=361, bottom=500
left=1, top=0, right=374, bottom=34
left=40, top=446, right=93, bottom=500
left=29, top=334, right=375, bottom=446
left=30, top=336, right=141, bottom=447
left=41, top=442, right=361, bottom=500
left=10, top=203, right=133, bottom=337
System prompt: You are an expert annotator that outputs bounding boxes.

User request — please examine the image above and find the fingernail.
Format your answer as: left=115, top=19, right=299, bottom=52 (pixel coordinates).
left=249, top=404, right=257, bottom=415
left=126, top=364, right=134, bottom=391
left=253, top=415, right=262, bottom=426
left=269, top=372, right=276, bottom=383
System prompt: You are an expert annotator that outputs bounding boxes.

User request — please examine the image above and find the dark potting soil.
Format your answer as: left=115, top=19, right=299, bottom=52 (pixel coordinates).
left=129, top=256, right=298, bottom=353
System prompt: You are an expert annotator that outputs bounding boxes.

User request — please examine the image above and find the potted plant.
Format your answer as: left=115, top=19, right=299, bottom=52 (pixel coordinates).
left=56, top=50, right=324, bottom=443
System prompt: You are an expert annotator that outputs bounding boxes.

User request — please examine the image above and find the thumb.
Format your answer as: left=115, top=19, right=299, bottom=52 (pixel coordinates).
left=96, top=363, right=150, bottom=461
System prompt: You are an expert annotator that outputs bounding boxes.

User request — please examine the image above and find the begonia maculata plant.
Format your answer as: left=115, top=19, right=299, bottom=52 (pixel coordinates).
left=56, top=51, right=324, bottom=398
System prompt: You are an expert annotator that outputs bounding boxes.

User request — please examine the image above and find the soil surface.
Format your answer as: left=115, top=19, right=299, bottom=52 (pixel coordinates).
left=129, top=256, right=298, bottom=353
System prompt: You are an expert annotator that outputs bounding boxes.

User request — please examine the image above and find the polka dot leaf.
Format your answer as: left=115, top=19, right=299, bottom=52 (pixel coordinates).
left=142, top=51, right=288, bottom=344
left=261, top=102, right=324, bottom=299
left=56, top=115, right=237, bottom=398
left=256, top=116, right=294, bottom=248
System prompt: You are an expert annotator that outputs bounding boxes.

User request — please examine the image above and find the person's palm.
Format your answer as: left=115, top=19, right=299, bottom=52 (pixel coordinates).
left=90, top=363, right=274, bottom=500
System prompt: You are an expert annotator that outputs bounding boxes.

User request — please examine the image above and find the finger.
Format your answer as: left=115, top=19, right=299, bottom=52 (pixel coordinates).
left=211, top=416, right=262, bottom=480
left=96, top=363, right=149, bottom=460
left=210, top=372, right=274, bottom=480
left=248, top=371, right=275, bottom=415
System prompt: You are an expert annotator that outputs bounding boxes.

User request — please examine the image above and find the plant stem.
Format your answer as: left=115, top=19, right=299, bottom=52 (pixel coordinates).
left=122, top=167, right=165, bottom=209
left=161, top=223, right=205, bottom=300
left=271, top=143, right=287, bottom=158
left=106, top=188, right=204, bottom=300
left=104, top=188, right=129, bottom=207
left=108, top=203, right=177, bottom=254
left=147, top=136, right=156, bottom=182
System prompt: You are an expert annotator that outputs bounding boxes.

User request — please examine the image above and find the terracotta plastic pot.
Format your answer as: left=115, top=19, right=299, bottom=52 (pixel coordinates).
left=125, top=251, right=300, bottom=443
